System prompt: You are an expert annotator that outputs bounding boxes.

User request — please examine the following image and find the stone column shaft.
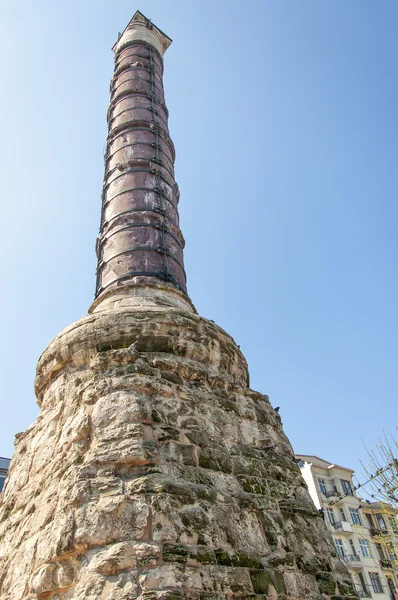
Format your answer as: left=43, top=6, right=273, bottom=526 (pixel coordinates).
left=96, top=13, right=187, bottom=304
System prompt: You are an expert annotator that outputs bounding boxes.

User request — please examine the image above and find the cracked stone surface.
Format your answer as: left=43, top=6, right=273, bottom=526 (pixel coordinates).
left=0, top=301, right=356, bottom=599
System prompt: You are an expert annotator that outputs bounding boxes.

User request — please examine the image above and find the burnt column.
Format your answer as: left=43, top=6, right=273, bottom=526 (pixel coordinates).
left=0, top=12, right=356, bottom=600
left=95, top=12, right=187, bottom=305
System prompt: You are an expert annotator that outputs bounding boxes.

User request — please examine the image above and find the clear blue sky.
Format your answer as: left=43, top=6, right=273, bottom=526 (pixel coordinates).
left=1, top=1, right=397, bottom=482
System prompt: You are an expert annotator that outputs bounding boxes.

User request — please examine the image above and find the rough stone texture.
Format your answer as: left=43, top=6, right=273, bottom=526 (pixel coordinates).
left=0, top=298, right=356, bottom=599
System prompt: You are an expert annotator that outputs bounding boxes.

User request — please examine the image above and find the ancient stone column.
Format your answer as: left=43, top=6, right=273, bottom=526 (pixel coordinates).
left=95, top=12, right=187, bottom=305
left=0, top=11, right=356, bottom=600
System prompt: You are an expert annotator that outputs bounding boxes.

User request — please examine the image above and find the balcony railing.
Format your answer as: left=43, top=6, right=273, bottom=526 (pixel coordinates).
left=356, top=590, right=371, bottom=598
left=333, top=520, right=353, bottom=533
left=380, top=558, right=393, bottom=569
left=324, top=489, right=338, bottom=498
left=342, top=554, right=361, bottom=565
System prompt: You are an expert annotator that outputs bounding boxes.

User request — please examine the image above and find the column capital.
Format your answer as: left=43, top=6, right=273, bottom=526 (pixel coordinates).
left=112, top=10, right=172, bottom=57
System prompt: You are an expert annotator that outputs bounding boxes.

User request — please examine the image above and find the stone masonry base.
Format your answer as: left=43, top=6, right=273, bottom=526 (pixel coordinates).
left=0, top=307, right=356, bottom=599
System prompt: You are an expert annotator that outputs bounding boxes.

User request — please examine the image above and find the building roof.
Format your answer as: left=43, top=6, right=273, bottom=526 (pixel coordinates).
left=296, top=454, right=355, bottom=474
left=362, top=501, right=398, bottom=514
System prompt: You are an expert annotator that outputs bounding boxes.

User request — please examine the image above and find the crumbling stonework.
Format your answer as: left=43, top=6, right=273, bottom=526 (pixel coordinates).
left=0, top=289, right=355, bottom=599
left=0, top=11, right=357, bottom=600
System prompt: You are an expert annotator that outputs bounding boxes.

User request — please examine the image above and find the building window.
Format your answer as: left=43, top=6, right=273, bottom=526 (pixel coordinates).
left=349, top=507, right=362, bottom=526
left=375, top=514, right=387, bottom=532
left=359, top=539, right=372, bottom=558
left=0, top=474, right=6, bottom=493
left=366, top=513, right=374, bottom=528
left=318, top=478, right=327, bottom=495
left=340, top=507, right=347, bottom=522
left=369, top=572, right=383, bottom=593
left=340, top=479, right=353, bottom=495
left=387, top=543, right=397, bottom=561
left=388, top=516, right=398, bottom=533
left=326, top=508, right=336, bottom=526
left=386, top=576, right=397, bottom=595
left=376, top=543, right=386, bottom=560
left=335, top=539, right=345, bottom=559
left=358, top=572, right=368, bottom=596
left=349, top=539, right=359, bottom=557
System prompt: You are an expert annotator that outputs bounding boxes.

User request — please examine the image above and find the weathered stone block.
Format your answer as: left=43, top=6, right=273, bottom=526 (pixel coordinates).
left=0, top=307, right=352, bottom=598
left=283, top=572, right=321, bottom=598
left=30, top=561, right=75, bottom=595
left=88, top=542, right=160, bottom=574
left=75, top=496, right=150, bottom=547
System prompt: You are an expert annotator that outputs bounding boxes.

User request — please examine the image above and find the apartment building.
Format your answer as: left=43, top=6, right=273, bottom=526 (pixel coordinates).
left=297, top=455, right=398, bottom=600
left=0, top=457, right=10, bottom=493
left=362, top=502, right=398, bottom=599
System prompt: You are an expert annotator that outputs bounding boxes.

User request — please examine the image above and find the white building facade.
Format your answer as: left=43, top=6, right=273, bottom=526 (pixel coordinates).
left=297, top=455, right=398, bottom=600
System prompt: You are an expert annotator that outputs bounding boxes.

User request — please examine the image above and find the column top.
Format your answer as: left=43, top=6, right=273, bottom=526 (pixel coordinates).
left=112, top=10, right=172, bottom=57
